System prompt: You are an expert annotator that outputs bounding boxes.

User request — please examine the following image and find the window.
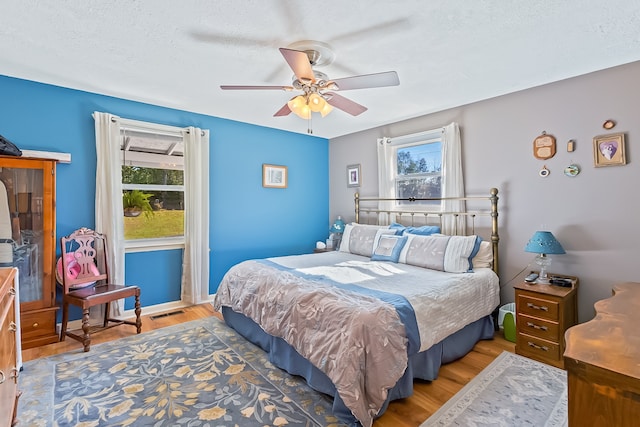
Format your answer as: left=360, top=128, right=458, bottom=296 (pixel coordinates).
left=378, top=129, right=443, bottom=210
left=395, top=140, right=442, bottom=205
left=120, top=126, right=185, bottom=247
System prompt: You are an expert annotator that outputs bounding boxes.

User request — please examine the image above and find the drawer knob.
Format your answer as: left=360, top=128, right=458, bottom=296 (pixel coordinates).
left=526, top=321, right=548, bottom=331
left=32, top=322, right=39, bottom=328
left=528, top=341, right=549, bottom=352
left=527, top=302, right=549, bottom=311
left=9, top=321, right=17, bottom=332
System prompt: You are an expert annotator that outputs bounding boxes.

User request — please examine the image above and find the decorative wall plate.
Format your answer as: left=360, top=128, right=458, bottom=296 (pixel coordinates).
left=533, top=132, right=556, bottom=159
left=564, top=164, right=580, bottom=177
left=603, top=120, right=616, bottom=130
left=539, top=165, right=550, bottom=177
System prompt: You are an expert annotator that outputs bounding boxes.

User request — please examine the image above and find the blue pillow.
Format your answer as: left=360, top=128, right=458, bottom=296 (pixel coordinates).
left=389, top=222, right=406, bottom=235
left=404, top=225, right=441, bottom=236
left=371, top=235, right=408, bottom=262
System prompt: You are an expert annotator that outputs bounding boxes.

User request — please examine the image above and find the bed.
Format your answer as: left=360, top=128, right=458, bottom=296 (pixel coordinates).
left=213, top=189, right=500, bottom=427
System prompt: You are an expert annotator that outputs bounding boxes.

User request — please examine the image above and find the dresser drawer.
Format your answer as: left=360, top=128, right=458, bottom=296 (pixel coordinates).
left=517, top=294, right=559, bottom=321
left=517, top=313, right=560, bottom=342
left=517, top=333, right=561, bottom=362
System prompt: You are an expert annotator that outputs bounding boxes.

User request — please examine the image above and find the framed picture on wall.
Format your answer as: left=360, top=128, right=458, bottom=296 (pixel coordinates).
left=593, top=133, right=626, bottom=167
left=347, top=164, right=361, bottom=187
left=262, top=164, right=287, bottom=188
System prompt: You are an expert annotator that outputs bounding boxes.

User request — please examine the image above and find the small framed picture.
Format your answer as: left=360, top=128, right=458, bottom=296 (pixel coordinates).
left=262, top=164, right=287, bottom=188
left=593, top=133, right=626, bottom=167
left=347, top=164, right=361, bottom=187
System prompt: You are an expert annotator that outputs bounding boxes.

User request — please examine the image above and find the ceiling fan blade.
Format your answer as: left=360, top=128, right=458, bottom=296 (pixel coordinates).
left=220, top=85, right=293, bottom=91
left=331, top=71, right=400, bottom=91
left=324, top=92, right=368, bottom=116
left=279, top=48, right=315, bottom=82
left=273, top=103, right=292, bottom=117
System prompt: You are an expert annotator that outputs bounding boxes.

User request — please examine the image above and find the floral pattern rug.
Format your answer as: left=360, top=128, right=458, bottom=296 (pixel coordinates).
left=421, top=351, right=567, bottom=427
left=18, top=316, right=345, bottom=427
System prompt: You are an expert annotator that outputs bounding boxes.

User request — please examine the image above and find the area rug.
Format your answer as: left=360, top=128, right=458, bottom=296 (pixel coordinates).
left=17, top=316, right=345, bottom=427
left=421, top=351, right=567, bottom=427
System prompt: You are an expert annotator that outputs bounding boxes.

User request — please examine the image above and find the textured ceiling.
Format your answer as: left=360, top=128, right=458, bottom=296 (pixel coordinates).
left=2, top=1, right=640, bottom=139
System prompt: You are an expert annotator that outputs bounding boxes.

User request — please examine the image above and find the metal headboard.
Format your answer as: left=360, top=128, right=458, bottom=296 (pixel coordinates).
left=354, top=188, right=499, bottom=276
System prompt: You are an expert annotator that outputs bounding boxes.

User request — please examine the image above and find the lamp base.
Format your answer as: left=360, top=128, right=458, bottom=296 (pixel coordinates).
left=536, top=276, right=551, bottom=285
left=534, top=255, right=552, bottom=284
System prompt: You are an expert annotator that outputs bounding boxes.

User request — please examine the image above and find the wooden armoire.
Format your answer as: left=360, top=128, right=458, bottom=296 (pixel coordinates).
left=0, top=154, right=61, bottom=349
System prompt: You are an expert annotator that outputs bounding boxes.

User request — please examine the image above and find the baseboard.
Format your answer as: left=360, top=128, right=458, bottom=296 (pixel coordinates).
left=60, top=294, right=217, bottom=332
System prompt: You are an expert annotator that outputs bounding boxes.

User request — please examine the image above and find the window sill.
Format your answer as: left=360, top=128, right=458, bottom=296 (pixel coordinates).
left=124, top=237, right=185, bottom=253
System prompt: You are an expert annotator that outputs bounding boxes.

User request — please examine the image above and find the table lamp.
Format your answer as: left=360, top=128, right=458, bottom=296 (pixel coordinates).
left=524, top=231, right=565, bottom=284
left=328, top=216, right=345, bottom=250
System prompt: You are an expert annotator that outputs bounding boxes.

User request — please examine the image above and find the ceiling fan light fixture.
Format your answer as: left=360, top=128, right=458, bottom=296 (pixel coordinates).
left=320, top=101, right=333, bottom=117
left=288, top=95, right=311, bottom=119
left=308, top=93, right=326, bottom=113
left=295, top=104, right=311, bottom=119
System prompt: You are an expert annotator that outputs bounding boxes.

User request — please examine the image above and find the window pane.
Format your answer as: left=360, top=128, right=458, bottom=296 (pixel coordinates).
left=122, top=164, right=184, bottom=240
left=396, top=142, right=442, bottom=204
left=122, top=166, right=183, bottom=186
left=123, top=190, right=184, bottom=240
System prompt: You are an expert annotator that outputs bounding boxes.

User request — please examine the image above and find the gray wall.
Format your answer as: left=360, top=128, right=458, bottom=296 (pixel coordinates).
left=329, top=61, right=640, bottom=323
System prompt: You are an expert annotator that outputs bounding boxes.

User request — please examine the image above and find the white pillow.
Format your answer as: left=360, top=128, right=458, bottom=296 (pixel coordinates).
left=472, top=241, right=493, bottom=269
left=338, top=223, right=393, bottom=257
left=398, top=234, right=481, bottom=273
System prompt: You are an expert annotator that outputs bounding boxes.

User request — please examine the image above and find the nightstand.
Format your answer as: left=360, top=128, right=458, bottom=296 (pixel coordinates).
left=514, top=274, right=578, bottom=369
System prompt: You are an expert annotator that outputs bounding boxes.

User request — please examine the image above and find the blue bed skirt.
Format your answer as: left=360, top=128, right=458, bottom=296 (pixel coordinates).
left=221, top=306, right=495, bottom=426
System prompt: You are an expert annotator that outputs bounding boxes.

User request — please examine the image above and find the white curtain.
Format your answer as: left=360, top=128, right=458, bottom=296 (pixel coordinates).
left=181, top=127, right=210, bottom=304
left=377, top=123, right=465, bottom=233
left=376, top=137, right=394, bottom=225
left=94, top=111, right=126, bottom=317
left=441, top=122, right=466, bottom=234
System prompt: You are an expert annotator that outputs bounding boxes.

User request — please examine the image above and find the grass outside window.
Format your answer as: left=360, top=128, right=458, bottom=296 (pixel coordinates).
left=124, top=210, right=184, bottom=240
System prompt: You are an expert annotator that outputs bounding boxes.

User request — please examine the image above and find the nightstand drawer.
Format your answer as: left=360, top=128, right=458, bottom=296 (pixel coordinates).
left=517, top=313, right=560, bottom=342
left=517, top=294, right=559, bottom=321
left=517, top=333, right=561, bottom=362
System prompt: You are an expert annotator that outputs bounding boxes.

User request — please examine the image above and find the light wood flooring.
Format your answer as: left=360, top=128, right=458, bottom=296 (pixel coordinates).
left=21, top=304, right=515, bottom=427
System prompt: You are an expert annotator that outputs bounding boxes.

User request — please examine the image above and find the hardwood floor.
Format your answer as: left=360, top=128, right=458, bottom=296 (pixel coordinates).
left=21, top=303, right=220, bottom=362
left=21, top=304, right=515, bottom=427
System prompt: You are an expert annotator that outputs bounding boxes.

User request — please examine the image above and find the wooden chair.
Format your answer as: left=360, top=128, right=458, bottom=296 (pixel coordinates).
left=59, top=227, right=141, bottom=352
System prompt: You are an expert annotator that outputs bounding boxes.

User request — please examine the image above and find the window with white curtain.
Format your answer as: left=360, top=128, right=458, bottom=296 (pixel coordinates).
left=377, top=123, right=465, bottom=234
left=94, top=112, right=210, bottom=306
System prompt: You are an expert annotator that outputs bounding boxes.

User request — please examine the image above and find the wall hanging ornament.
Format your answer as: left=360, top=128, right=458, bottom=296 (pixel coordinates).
left=539, top=165, right=550, bottom=177
left=533, top=131, right=556, bottom=160
left=564, top=164, right=580, bottom=177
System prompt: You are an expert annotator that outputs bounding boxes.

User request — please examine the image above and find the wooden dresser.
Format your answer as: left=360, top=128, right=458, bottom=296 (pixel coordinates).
left=564, top=282, right=640, bottom=427
left=0, top=268, right=19, bottom=427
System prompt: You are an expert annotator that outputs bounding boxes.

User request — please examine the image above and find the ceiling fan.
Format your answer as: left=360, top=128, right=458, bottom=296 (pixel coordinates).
left=220, top=42, right=400, bottom=122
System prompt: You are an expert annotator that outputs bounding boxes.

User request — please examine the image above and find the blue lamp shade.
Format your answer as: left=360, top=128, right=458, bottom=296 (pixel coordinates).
left=329, top=216, right=345, bottom=234
left=524, top=231, right=566, bottom=255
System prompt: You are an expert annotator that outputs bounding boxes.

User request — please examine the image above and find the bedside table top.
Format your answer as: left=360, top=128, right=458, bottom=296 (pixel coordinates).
left=514, top=273, right=578, bottom=296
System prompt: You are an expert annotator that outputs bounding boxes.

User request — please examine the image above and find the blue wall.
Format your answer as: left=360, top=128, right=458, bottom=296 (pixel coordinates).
left=0, top=75, right=329, bottom=310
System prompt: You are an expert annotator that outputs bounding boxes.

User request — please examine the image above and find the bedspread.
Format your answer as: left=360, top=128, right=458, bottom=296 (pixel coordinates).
left=214, top=259, right=408, bottom=427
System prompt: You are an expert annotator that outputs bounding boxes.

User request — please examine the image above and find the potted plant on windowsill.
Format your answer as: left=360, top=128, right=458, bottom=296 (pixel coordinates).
left=123, top=190, right=154, bottom=218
